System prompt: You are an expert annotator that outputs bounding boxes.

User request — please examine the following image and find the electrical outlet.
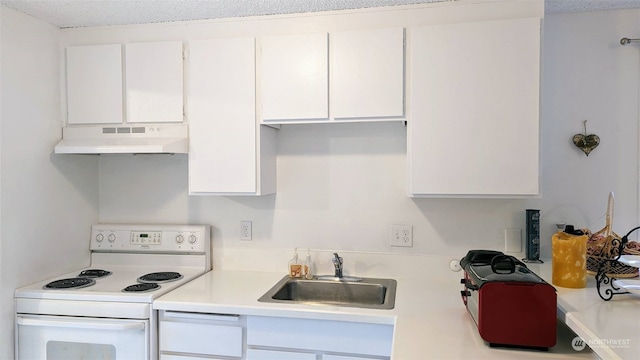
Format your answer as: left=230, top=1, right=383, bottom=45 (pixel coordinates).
left=240, top=221, right=252, bottom=241
left=390, top=225, right=413, bottom=247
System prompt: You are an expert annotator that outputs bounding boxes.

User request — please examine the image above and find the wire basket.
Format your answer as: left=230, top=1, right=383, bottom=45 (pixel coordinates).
left=586, top=193, right=639, bottom=278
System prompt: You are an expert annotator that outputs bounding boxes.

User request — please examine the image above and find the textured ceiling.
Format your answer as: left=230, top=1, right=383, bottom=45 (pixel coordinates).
left=2, top=0, right=640, bottom=29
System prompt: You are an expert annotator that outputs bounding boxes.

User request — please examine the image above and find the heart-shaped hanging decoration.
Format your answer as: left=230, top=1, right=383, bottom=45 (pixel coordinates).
left=573, top=120, right=600, bottom=156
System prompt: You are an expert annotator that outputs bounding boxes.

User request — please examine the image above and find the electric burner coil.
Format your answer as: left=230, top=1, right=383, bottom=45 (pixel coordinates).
left=78, top=269, right=112, bottom=278
left=137, top=271, right=183, bottom=283
left=122, top=283, right=160, bottom=292
left=44, top=277, right=96, bottom=290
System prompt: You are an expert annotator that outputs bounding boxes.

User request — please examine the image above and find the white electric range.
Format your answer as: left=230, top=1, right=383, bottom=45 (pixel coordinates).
left=15, top=223, right=211, bottom=360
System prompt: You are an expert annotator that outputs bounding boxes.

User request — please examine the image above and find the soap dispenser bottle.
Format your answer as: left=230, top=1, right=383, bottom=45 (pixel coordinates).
left=288, top=248, right=302, bottom=278
left=303, top=250, right=313, bottom=280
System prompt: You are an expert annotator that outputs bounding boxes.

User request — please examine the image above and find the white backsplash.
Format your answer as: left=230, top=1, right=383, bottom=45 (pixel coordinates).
left=214, top=247, right=469, bottom=283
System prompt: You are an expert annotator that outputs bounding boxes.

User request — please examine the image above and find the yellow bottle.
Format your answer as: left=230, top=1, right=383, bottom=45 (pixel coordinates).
left=552, top=230, right=588, bottom=288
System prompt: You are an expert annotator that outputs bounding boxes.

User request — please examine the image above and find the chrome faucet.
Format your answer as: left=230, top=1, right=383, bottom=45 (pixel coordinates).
left=332, top=253, right=343, bottom=278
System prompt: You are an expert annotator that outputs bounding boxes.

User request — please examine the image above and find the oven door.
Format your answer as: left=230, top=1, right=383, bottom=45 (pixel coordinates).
left=16, top=314, right=149, bottom=360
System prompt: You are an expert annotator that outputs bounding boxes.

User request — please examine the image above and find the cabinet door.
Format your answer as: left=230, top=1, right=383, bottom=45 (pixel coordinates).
left=260, top=33, right=329, bottom=121
left=331, top=28, right=405, bottom=119
left=125, top=41, right=183, bottom=123
left=66, top=44, right=123, bottom=125
left=408, top=17, right=540, bottom=196
left=247, top=316, right=392, bottom=357
left=188, top=37, right=276, bottom=195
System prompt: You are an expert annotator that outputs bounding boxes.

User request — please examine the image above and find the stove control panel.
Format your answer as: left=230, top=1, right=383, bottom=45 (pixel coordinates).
left=130, top=231, right=162, bottom=245
left=90, top=224, right=210, bottom=253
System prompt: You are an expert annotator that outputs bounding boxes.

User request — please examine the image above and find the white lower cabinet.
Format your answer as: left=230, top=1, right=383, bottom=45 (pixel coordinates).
left=246, top=316, right=393, bottom=360
left=159, top=311, right=244, bottom=359
left=158, top=311, right=393, bottom=360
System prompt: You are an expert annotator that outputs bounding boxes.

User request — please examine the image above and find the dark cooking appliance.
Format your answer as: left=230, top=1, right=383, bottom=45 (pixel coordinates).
left=460, top=250, right=557, bottom=349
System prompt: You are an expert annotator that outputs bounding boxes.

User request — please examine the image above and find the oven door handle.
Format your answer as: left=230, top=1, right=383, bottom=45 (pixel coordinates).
left=16, top=317, right=146, bottom=331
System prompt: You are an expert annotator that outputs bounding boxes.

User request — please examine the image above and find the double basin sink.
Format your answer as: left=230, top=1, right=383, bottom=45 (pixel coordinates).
left=258, top=275, right=397, bottom=310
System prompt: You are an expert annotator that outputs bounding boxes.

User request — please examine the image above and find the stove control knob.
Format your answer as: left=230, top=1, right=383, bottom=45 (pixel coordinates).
left=188, top=235, right=197, bottom=244
left=96, top=233, right=104, bottom=242
left=176, top=235, right=184, bottom=244
left=108, top=233, right=116, bottom=242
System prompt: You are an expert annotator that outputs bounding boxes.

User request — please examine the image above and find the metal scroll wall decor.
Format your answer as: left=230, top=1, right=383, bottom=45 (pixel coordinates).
left=595, top=226, right=638, bottom=301
left=572, top=120, right=599, bottom=156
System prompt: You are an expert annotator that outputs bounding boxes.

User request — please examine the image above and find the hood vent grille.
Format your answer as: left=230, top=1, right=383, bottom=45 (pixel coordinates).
left=100, top=126, right=147, bottom=134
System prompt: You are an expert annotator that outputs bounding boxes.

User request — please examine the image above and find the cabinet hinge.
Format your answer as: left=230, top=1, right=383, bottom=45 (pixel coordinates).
left=182, top=46, right=189, bottom=60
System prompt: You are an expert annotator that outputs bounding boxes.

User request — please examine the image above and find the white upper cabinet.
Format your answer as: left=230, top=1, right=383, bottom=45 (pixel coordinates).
left=66, top=44, right=123, bottom=125
left=331, top=27, right=405, bottom=119
left=125, top=41, right=184, bottom=123
left=259, top=28, right=405, bottom=123
left=188, top=37, right=276, bottom=196
left=66, top=41, right=184, bottom=125
left=408, top=17, right=540, bottom=197
left=260, top=33, right=329, bottom=121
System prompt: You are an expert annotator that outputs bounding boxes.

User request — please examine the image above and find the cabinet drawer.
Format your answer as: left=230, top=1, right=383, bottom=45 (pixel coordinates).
left=247, top=316, right=392, bottom=357
left=160, top=312, right=243, bottom=357
left=324, top=355, right=378, bottom=360
left=247, top=348, right=316, bottom=360
left=161, top=355, right=228, bottom=360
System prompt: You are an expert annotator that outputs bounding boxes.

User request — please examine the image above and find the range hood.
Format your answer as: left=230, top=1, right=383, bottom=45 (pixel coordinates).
left=54, top=124, right=188, bottom=154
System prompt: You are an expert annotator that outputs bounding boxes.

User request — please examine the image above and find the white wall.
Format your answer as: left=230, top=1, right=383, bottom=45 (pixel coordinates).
left=0, top=6, right=99, bottom=359
left=540, top=9, right=640, bottom=240
left=98, top=8, right=640, bottom=269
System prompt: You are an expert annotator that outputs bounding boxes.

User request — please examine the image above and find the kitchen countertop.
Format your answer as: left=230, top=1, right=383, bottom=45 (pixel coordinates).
left=154, top=260, right=592, bottom=359
left=528, top=261, right=640, bottom=360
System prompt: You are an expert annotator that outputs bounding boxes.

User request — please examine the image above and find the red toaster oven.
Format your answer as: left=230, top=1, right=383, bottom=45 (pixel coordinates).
left=460, top=250, right=557, bottom=349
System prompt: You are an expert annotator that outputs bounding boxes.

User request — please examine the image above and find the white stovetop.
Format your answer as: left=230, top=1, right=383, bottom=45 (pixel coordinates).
left=154, top=251, right=595, bottom=359
left=15, top=252, right=208, bottom=303
left=15, top=265, right=205, bottom=303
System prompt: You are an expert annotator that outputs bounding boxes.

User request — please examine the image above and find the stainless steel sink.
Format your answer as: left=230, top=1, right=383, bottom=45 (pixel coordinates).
left=258, top=276, right=396, bottom=310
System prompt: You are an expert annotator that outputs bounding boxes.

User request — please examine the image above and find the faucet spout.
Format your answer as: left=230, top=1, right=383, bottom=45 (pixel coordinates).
left=332, top=252, right=343, bottom=278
